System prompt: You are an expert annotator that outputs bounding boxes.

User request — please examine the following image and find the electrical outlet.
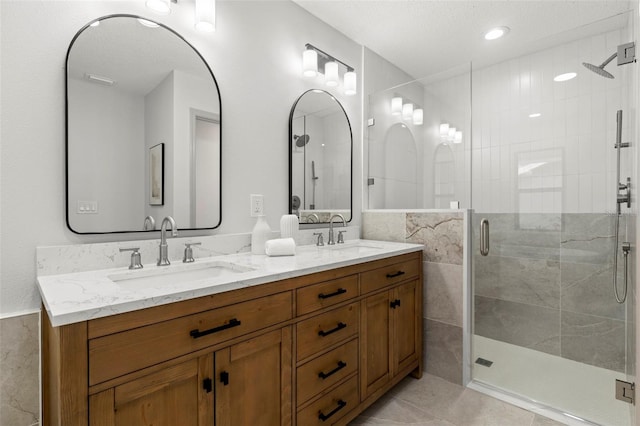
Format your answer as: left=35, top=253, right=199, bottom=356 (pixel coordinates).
left=250, top=194, right=264, bottom=217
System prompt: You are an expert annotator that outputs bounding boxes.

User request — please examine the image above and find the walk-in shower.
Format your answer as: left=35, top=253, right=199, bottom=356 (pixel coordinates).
left=365, top=10, right=637, bottom=426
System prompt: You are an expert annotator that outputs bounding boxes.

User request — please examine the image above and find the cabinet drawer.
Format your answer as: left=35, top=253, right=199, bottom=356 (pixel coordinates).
left=296, top=275, right=358, bottom=316
left=89, top=291, right=292, bottom=385
left=297, top=375, right=359, bottom=426
left=297, top=338, right=358, bottom=404
left=296, top=303, right=358, bottom=361
left=360, top=259, right=420, bottom=294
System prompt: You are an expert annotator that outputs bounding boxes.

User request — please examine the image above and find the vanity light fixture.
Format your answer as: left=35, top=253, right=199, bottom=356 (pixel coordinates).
left=413, top=108, right=423, bottom=126
left=402, top=103, right=414, bottom=121
left=138, top=18, right=160, bottom=28
left=454, top=131, right=463, bottom=144
left=440, top=123, right=450, bottom=137
left=554, top=72, right=577, bottom=82
left=448, top=127, right=457, bottom=141
left=195, top=0, right=215, bottom=32
left=146, top=0, right=216, bottom=32
left=302, top=44, right=357, bottom=95
left=325, top=61, right=339, bottom=87
left=391, top=97, right=403, bottom=115
left=146, top=0, right=171, bottom=15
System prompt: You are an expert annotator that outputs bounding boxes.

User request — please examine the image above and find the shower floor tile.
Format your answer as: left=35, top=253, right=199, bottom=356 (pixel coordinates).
left=350, top=373, right=565, bottom=426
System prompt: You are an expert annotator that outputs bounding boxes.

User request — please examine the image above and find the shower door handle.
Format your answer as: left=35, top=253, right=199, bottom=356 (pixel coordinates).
left=480, top=218, right=490, bottom=256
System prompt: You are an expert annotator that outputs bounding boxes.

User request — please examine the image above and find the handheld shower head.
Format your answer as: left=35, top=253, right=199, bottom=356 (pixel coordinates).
left=582, top=52, right=617, bottom=79
left=294, top=134, right=310, bottom=147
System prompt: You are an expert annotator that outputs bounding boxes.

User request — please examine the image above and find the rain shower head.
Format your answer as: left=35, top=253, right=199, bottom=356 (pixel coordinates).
left=582, top=52, right=617, bottom=79
left=294, top=134, right=310, bottom=147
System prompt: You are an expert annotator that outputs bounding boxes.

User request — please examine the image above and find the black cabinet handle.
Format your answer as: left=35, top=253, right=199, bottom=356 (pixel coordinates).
left=190, top=318, right=241, bottom=338
left=318, top=288, right=347, bottom=299
left=318, top=322, right=347, bottom=337
left=386, top=270, right=405, bottom=279
left=318, top=361, right=347, bottom=380
left=220, top=371, right=229, bottom=386
left=318, top=399, right=347, bottom=422
left=390, top=299, right=401, bottom=309
left=203, top=378, right=213, bottom=393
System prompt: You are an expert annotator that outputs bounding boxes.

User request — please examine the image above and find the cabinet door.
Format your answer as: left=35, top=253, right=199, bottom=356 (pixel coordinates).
left=90, top=355, right=214, bottom=426
left=215, top=327, right=292, bottom=426
left=359, top=291, right=391, bottom=400
left=392, top=280, right=419, bottom=376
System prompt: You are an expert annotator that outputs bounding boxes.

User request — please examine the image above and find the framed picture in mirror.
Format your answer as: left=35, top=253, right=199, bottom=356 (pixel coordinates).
left=149, top=143, right=164, bottom=206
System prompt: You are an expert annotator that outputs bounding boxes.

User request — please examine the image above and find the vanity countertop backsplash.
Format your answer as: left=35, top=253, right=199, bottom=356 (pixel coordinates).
left=37, top=228, right=423, bottom=327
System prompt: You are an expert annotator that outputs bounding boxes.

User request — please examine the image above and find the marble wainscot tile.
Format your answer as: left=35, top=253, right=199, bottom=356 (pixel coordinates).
left=474, top=255, right=560, bottom=309
left=407, top=212, right=463, bottom=265
left=0, top=313, right=40, bottom=426
left=474, top=296, right=560, bottom=356
left=424, top=262, right=463, bottom=327
left=361, top=211, right=406, bottom=242
left=561, top=311, right=625, bottom=372
left=473, top=213, right=560, bottom=261
left=561, top=260, right=625, bottom=320
left=560, top=213, right=616, bottom=265
left=425, top=319, right=462, bottom=384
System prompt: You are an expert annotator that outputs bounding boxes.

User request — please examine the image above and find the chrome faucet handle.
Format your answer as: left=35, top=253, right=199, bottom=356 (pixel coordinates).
left=313, top=232, right=325, bottom=246
left=119, top=247, right=143, bottom=270
left=183, top=242, right=202, bottom=263
left=337, top=230, right=346, bottom=244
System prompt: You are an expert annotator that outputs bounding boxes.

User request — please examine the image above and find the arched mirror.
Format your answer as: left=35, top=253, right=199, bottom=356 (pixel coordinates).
left=289, top=90, right=352, bottom=224
left=66, top=15, right=221, bottom=234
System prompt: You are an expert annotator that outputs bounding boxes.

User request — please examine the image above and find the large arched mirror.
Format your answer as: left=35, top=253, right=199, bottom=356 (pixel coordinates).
left=289, top=90, right=352, bottom=224
left=66, top=15, right=221, bottom=234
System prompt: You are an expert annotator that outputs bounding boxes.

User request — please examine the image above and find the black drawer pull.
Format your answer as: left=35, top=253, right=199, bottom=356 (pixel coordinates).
left=190, top=318, right=241, bottom=339
left=203, top=378, right=213, bottom=393
left=318, top=322, right=347, bottom=337
left=390, top=299, right=401, bottom=309
left=318, top=399, right=347, bottom=422
left=318, top=288, right=347, bottom=299
left=220, top=371, right=229, bottom=386
left=318, top=361, right=347, bottom=380
left=386, top=270, right=405, bottom=279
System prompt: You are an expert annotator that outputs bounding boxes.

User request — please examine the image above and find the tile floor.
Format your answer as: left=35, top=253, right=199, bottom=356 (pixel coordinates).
left=349, top=374, right=567, bottom=426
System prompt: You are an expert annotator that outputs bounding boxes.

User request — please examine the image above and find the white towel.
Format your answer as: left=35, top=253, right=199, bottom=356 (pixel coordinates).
left=265, top=238, right=296, bottom=256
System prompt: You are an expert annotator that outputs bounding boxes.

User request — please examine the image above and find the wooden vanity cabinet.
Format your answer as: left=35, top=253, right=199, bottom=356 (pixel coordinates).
left=42, top=250, right=422, bottom=426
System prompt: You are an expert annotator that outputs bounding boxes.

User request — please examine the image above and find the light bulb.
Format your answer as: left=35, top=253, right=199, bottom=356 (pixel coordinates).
left=440, top=123, right=450, bottom=137
left=195, top=0, right=215, bottom=32
left=146, top=0, right=171, bottom=14
left=413, top=109, right=423, bottom=126
left=391, top=97, right=403, bottom=115
left=344, top=71, right=357, bottom=96
left=325, top=61, right=339, bottom=87
left=402, top=103, right=414, bottom=121
left=302, top=49, right=317, bottom=77
left=448, top=127, right=456, bottom=141
left=454, top=131, right=462, bottom=144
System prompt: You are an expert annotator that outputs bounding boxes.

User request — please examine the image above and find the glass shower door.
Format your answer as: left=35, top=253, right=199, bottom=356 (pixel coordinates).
left=470, top=13, right=636, bottom=426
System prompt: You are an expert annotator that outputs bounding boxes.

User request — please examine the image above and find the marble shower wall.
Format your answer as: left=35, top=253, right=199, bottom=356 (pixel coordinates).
left=474, top=213, right=635, bottom=373
left=363, top=210, right=466, bottom=384
left=0, top=313, right=40, bottom=426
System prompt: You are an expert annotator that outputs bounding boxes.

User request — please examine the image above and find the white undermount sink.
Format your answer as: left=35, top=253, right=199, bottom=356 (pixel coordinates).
left=323, top=241, right=385, bottom=255
left=108, top=260, right=255, bottom=287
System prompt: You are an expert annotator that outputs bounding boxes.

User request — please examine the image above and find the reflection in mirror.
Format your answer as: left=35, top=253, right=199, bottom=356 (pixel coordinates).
left=66, top=15, right=221, bottom=234
left=289, top=90, right=352, bottom=224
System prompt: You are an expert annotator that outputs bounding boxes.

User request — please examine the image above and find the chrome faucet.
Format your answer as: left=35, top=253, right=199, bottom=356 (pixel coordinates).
left=157, top=216, right=177, bottom=266
left=327, top=214, right=346, bottom=245
left=143, top=215, right=156, bottom=231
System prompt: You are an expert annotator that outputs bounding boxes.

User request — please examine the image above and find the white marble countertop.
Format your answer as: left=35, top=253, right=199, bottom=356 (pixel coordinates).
left=38, top=240, right=423, bottom=327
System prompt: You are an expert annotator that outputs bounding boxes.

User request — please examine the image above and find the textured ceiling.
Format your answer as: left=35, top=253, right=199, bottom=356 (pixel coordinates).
left=293, top=0, right=633, bottom=78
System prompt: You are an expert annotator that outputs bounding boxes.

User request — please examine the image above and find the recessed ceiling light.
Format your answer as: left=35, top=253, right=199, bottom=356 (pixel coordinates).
left=484, top=26, right=510, bottom=41
left=554, top=72, right=577, bottom=82
left=529, top=113, right=542, bottom=118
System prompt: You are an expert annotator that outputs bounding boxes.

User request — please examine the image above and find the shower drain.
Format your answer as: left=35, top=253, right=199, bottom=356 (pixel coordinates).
left=475, top=357, right=493, bottom=367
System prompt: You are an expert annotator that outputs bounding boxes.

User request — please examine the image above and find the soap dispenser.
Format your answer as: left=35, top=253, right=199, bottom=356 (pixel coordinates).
left=251, top=215, right=271, bottom=255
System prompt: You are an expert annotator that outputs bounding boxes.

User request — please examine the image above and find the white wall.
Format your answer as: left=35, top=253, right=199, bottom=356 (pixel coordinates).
left=471, top=28, right=634, bottom=214
left=0, top=0, right=362, bottom=316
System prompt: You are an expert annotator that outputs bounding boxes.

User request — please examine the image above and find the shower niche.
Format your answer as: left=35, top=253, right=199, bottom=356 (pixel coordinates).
left=289, top=89, right=353, bottom=224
